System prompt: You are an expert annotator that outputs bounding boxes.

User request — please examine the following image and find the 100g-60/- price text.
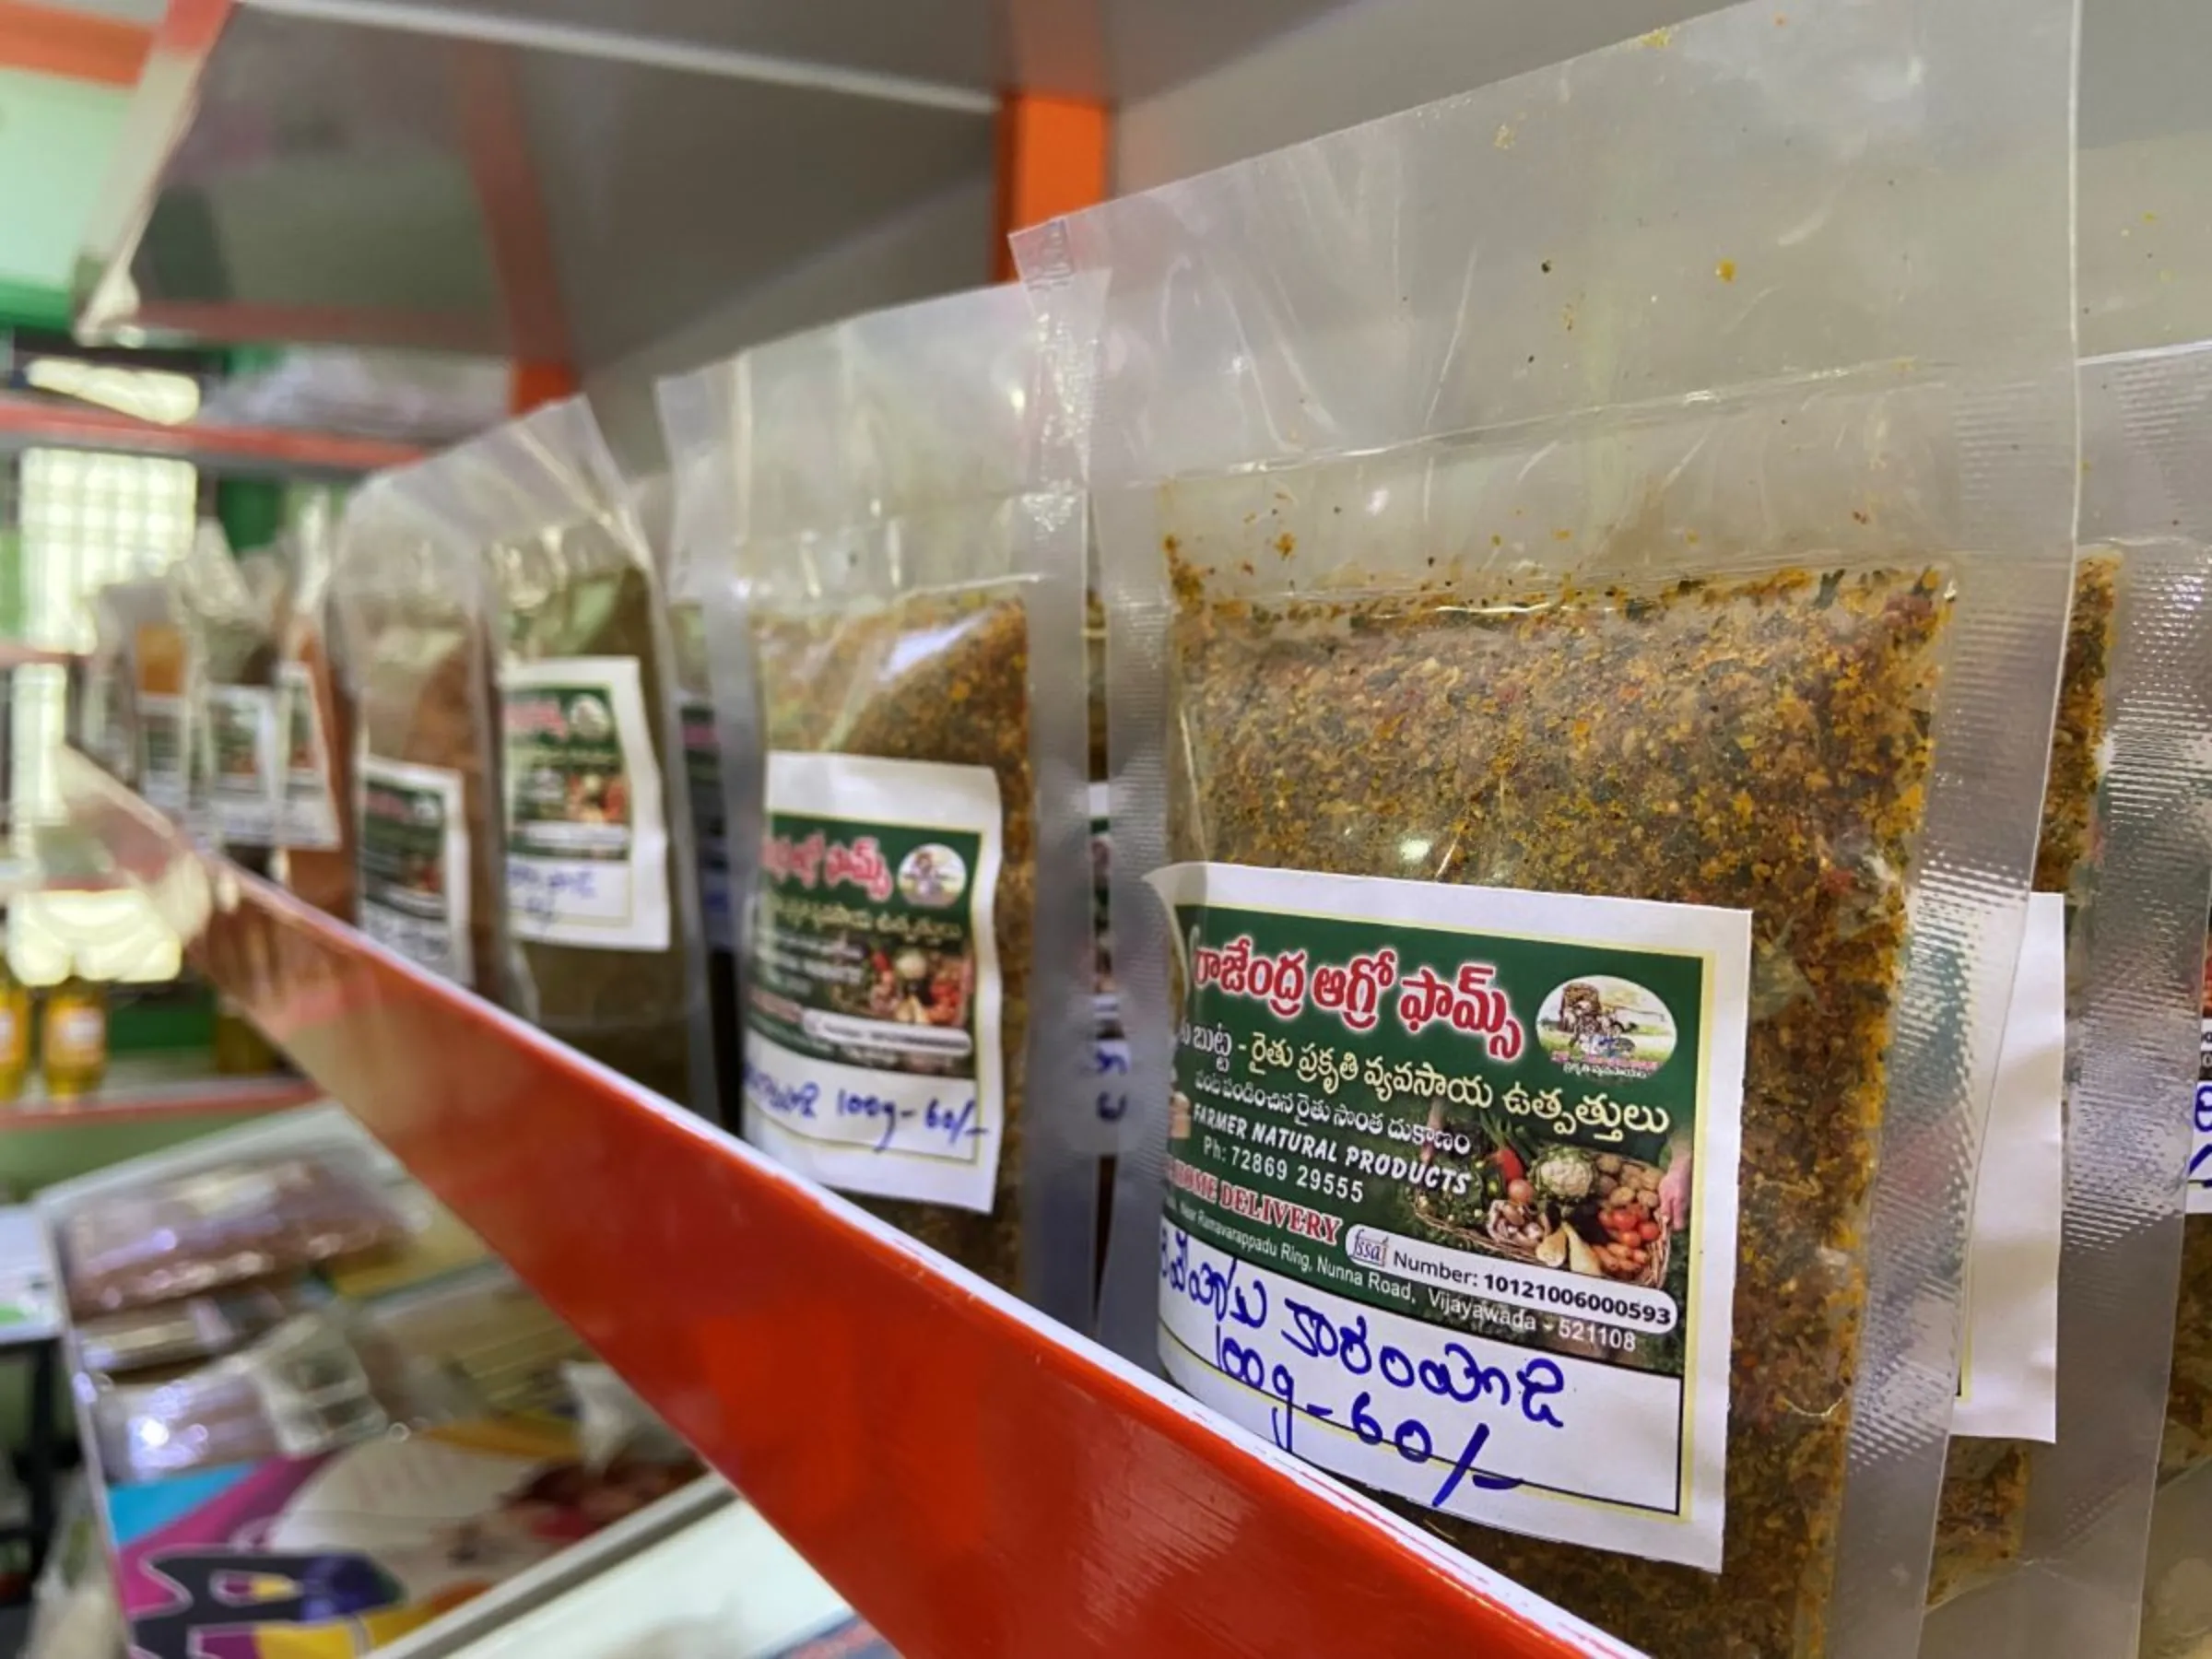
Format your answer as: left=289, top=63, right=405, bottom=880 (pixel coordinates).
left=1162, top=1226, right=1566, bottom=1507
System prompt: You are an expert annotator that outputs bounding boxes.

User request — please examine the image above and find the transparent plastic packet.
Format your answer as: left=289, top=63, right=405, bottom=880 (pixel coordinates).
left=1925, top=554, right=2111, bottom=1606
left=658, top=283, right=1097, bottom=1324
left=1920, top=346, right=2212, bottom=1659
left=273, top=498, right=357, bottom=920
left=76, top=1282, right=316, bottom=1376
left=1017, top=0, right=2080, bottom=1653
left=368, top=399, right=714, bottom=1112
left=170, top=521, right=286, bottom=854
left=641, top=431, right=743, bottom=1118
left=83, top=578, right=169, bottom=782
left=330, top=472, right=513, bottom=1002
left=58, top=1149, right=408, bottom=1317
left=92, top=1309, right=393, bottom=1482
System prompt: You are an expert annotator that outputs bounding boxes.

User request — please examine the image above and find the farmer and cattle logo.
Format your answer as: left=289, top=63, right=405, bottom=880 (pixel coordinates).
left=1537, top=976, right=1677, bottom=1079
left=896, top=843, right=969, bottom=909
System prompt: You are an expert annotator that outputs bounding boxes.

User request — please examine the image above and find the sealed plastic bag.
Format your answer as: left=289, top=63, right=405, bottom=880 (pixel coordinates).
left=273, top=499, right=356, bottom=920
left=1018, top=0, right=2080, bottom=1652
left=171, top=523, right=286, bottom=853
left=661, top=284, right=1096, bottom=1324
left=1919, top=348, right=2212, bottom=1659
left=331, top=475, right=511, bottom=1001
left=376, top=399, right=712, bottom=1111
left=1926, top=559, right=2110, bottom=1605
left=83, top=578, right=169, bottom=782
left=60, top=1149, right=406, bottom=1316
left=639, top=441, right=743, bottom=1111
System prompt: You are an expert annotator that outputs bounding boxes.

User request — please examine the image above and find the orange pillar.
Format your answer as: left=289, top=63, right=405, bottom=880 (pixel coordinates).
left=0, top=0, right=152, bottom=85
left=994, top=92, right=1111, bottom=280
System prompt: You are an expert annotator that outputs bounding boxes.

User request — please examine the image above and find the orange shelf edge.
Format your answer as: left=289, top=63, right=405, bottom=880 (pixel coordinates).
left=0, top=1073, right=317, bottom=1131
left=57, top=749, right=1620, bottom=1659
left=0, top=393, right=425, bottom=477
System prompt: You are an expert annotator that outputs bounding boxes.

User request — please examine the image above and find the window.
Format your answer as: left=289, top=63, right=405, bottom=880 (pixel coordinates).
left=8, top=443, right=200, bottom=982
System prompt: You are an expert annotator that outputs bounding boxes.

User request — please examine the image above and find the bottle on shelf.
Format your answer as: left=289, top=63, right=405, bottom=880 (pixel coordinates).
left=41, top=961, right=109, bottom=1100
left=0, top=912, right=29, bottom=1105
left=213, top=994, right=277, bottom=1075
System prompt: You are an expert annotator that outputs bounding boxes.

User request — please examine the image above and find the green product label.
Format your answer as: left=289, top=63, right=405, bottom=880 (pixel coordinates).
left=741, top=750, right=1005, bottom=1213
left=206, top=685, right=277, bottom=844
left=504, top=687, right=631, bottom=861
left=1149, top=862, right=1747, bottom=1571
left=500, top=656, right=670, bottom=951
left=138, top=694, right=186, bottom=811
left=358, top=753, right=472, bottom=986
left=749, top=812, right=985, bottom=1080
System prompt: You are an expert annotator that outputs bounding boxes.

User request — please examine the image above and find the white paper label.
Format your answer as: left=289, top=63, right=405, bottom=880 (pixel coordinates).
left=740, top=750, right=1005, bottom=1214
left=277, top=661, right=344, bottom=850
left=358, top=750, right=475, bottom=988
left=46, top=1005, right=104, bottom=1065
left=1148, top=861, right=1748, bottom=1571
left=500, top=657, right=671, bottom=951
left=137, top=692, right=188, bottom=814
left=206, top=685, right=281, bottom=846
left=1954, top=892, right=2065, bottom=1438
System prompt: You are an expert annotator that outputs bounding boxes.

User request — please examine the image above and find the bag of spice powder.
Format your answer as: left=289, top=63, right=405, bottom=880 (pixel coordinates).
left=330, top=472, right=514, bottom=1006
left=380, top=399, right=715, bottom=1114
left=1923, top=348, right=2212, bottom=1656
left=1018, top=0, right=2080, bottom=1652
left=664, top=284, right=1098, bottom=1324
left=171, top=522, right=286, bottom=859
left=272, top=500, right=357, bottom=923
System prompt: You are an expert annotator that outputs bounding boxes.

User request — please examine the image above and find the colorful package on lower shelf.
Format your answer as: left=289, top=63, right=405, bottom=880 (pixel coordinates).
left=37, top=1106, right=713, bottom=1659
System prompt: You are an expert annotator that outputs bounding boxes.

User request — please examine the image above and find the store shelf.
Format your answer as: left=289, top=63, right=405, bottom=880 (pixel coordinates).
left=0, top=391, right=423, bottom=479
left=53, top=747, right=1619, bottom=1659
left=0, top=1055, right=317, bottom=1131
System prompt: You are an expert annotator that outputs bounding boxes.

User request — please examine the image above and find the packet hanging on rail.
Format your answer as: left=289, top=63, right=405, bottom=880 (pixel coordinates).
left=273, top=496, right=355, bottom=926
left=330, top=476, right=510, bottom=1005
left=365, top=400, right=715, bottom=1114
left=1919, top=351, right=2212, bottom=1657
left=1923, top=554, right=2116, bottom=1612
left=171, top=522, right=285, bottom=853
left=659, top=283, right=1098, bottom=1327
left=647, top=415, right=747, bottom=1124
left=1018, top=0, right=2080, bottom=1653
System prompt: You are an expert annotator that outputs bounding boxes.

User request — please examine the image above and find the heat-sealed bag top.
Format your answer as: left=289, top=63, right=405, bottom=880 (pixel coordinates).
left=1922, top=348, right=2212, bottom=1659
left=369, top=400, right=712, bottom=1112
left=663, top=284, right=1096, bottom=1325
left=1017, top=0, right=2080, bottom=1653
left=330, top=472, right=512, bottom=1004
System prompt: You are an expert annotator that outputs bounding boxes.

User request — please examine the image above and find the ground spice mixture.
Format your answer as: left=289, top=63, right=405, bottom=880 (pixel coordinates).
left=1166, top=555, right=1949, bottom=1657
left=2167, top=1221, right=2212, bottom=1472
left=1928, top=551, right=2116, bottom=1603
left=754, top=590, right=1034, bottom=1291
left=495, top=540, right=696, bottom=1108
